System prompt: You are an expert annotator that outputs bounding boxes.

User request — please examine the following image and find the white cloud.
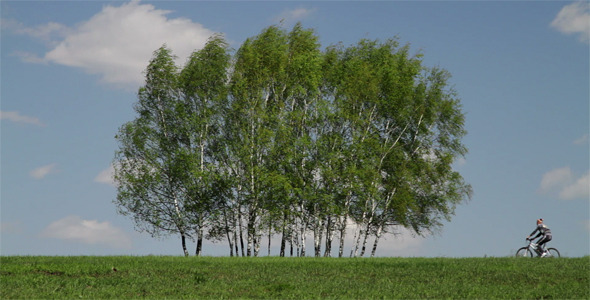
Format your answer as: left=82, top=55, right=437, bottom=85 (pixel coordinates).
left=274, top=7, right=316, bottom=24
left=540, top=167, right=589, bottom=200
left=13, top=51, right=48, bottom=64
left=2, top=18, right=71, bottom=43
left=574, top=134, right=589, bottom=145
left=454, top=157, right=467, bottom=167
left=41, top=215, right=132, bottom=249
left=550, top=1, right=590, bottom=43
left=374, top=227, right=425, bottom=256
left=342, top=221, right=425, bottom=257
left=559, top=172, right=590, bottom=200
left=30, top=163, right=58, bottom=179
left=0, top=110, right=45, bottom=126
left=16, top=0, right=214, bottom=90
left=23, top=22, right=70, bottom=41
left=95, top=165, right=116, bottom=186
left=540, top=167, right=573, bottom=192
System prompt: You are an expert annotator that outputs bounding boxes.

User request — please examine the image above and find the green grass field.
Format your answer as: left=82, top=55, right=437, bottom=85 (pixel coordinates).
left=1, top=256, right=588, bottom=299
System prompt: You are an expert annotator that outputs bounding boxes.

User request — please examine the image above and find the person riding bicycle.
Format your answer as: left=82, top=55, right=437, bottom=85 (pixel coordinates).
left=527, top=218, right=552, bottom=257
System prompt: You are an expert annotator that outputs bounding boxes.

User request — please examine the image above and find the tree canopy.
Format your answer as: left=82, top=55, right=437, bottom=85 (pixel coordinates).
left=114, top=24, right=472, bottom=257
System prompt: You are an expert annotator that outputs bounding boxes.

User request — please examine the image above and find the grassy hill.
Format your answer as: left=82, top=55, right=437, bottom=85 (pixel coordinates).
left=1, top=256, right=588, bottom=299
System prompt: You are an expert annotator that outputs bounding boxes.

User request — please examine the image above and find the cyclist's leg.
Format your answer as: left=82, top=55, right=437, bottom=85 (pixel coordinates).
left=537, top=235, right=552, bottom=252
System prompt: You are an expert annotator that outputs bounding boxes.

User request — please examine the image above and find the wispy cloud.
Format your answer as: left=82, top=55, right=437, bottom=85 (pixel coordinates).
left=540, top=167, right=573, bottom=192
left=550, top=1, right=590, bottom=43
left=540, top=167, right=589, bottom=200
left=273, top=7, right=316, bottom=24
left=373, top=227, right=425, bottom=256
left=454, top=157, right=467, bottom=167
left=559, top=172, right=589, bottom=200
left=30, top=163, right=58, bottom=179
left=41, top=215, right=132, bottom=249
left=0, top=110, right=45, bottom=127
left=9, top=0, right=215, bottom=90
left=574, top=134, right=589, bottom=145
left=95, top=165, right=116, bottom=186
left=341, top=219, right=425, bottom=257
left=2, top=18, right=71, bottom=44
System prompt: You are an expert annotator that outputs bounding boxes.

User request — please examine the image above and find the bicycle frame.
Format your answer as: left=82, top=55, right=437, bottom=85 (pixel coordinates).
left=528, top=241, right=546, bottom=256
left=515, top=239, right=560, bottom=258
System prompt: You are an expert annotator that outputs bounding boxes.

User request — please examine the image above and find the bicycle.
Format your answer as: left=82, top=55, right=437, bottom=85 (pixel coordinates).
left=515, top=239, right=560, bottom=258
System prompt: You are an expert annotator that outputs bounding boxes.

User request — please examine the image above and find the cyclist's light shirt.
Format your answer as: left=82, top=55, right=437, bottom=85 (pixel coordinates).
left=530, top=224, right=551, bottom=238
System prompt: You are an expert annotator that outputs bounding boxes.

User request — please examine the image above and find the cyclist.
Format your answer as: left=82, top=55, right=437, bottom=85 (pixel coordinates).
left=527, top=218, right=552, bottom=257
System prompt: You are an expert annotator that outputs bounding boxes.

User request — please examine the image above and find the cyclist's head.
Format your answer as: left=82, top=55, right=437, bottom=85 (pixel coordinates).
left=537, top=218, right=543, bottom=224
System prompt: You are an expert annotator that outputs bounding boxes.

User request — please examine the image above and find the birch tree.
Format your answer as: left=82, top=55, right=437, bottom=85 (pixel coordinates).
left=279, top=23, right=324, bottom=257
left=327, top=39, right=472, bottom=257
left=178, top=35, right=231, bottom=256
left=227, top=26, right=290, bottom=256
left=113, top=46, right=192, bottom=256
left=114, top=24, right=471, bottom=257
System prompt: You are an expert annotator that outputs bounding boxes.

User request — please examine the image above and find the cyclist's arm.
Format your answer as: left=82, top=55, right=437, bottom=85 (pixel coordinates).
left=529, top=229, right=537, bottom=237
left=528, top=227, right=540, bottom=239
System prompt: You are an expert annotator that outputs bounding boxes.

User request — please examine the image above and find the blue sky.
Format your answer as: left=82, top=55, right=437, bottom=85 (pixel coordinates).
left=2, top=0, right=588, bottom=257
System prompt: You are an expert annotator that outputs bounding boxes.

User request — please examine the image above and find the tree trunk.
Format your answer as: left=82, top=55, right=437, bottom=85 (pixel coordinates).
left=181, top=233, right=189, bottom=257
left=324, top=216, right=333, bottom=257
left=233, top=230, right=239, bottom=257
left=223, top=208, right=234, bottom=257
left=338, top=215, right=347, bottom=258
left=280, top=212, right=287, bottom=257
left=227, top=233, right=234, bottom=257
left=313, top=212, right=322, bottom=257
left=370, top=225, right=383, bottom=258
left=290, top=229, right=295, bottom=257
left=247, top=207, right=256, bottom=257
left=339, top=192, right=352, bottom=258
left=268, top=222, right=272, bottom=256
left=254, top=234, right=261, bottom=257
left=300, top=214, right=306, bottom=257
left=359, top=223, right=371, bottom=257
left=350, top=211, right=365, bottom=258
left=238, top=209, right=245, bottom=257
left=370, top=189, right=394, bottom=258
left=247, top=228, right=253, bottom=257
left=195, top=228, right=203, bottom=256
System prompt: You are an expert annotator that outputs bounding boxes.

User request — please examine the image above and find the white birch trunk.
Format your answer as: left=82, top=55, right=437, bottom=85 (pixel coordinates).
left=338, top=214, right=347, bottom=258
left=268, top=223, right=272, bottom=257
left=299, top=202, right=307, bottom=257
left=292, top=222, right=299, bottom=257
left=324, top=216, right=334, bottom=257
left=313, top=206, right=323, bottom=257
left=247, top=227, right=253, bottom=257
left=254, top=234, right=260, bottom=257
left=370, top=224, right=383, bottom=258
left=180, top=232, right=189, bottom=257
left=157, top=95, right=189, bottom=256
left=350, top=220, right=361, bottom=257
left=300, top=221, right=306, bottom=257
left=224, top=211, right=234, bottom=257
left=370, top=188, right=396, bottom=257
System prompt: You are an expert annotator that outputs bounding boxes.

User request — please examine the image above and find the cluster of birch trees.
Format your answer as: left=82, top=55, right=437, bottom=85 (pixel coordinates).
left=113, top=24, right=472, bottom=257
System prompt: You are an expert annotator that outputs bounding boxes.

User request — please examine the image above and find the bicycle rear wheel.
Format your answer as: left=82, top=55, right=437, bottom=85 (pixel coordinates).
left=546, top=248, right=560, bottom=258
left=515, top=247, right=533, bottom=257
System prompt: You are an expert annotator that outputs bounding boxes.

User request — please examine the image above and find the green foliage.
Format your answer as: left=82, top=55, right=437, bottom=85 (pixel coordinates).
left=113, top=23, right=472, bottom=257
left=2, top=256, right=589, bottom=299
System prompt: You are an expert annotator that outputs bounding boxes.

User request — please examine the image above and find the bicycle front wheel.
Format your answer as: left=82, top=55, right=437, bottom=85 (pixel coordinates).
left=515, top=247, right=533, bottom=258
left=546, top=248, right=560, bottom=258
